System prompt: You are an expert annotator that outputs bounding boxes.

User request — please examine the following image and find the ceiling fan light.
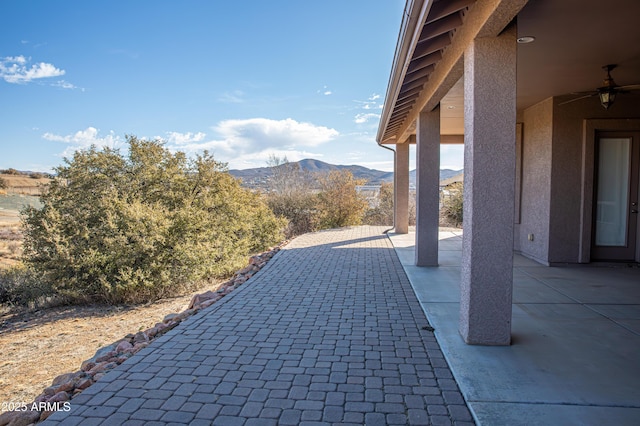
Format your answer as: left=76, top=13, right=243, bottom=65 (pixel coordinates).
left=517, top=36, right=535, bottom=44
left=599, top=89, right=616, bottom=110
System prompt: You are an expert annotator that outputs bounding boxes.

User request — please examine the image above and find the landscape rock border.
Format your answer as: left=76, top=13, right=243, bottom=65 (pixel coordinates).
left=0, top=242, right=285, bottom=425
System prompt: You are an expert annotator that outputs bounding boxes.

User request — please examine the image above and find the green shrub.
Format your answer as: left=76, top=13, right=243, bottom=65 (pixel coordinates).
left=21, top=136, right=285, bottom=304
left=315, top=170, right=368, bottom=229
left=264, top=155, right=317, bottom=238
left=363, top=182, right=394, bottom=226
left=267, top=192, right=317, bottom=238
left=1, top=168, right=21, bottom=175
left=441, top=182, right=463, bottom=226
left=0, top=265, right=55, bottom=308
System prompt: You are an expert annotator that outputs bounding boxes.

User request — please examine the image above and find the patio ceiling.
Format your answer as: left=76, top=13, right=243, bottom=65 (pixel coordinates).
left=378, top=0, right=640, bottom=145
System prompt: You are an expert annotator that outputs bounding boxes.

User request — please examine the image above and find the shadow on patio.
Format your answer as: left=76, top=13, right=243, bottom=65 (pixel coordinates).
left=43, top=226, right=475, bottom=426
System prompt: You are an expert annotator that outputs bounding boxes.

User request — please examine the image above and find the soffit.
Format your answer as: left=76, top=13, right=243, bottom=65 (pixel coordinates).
left=380, top=0, right=477, bottom=144
left=378, top=0, right=640, bottom=144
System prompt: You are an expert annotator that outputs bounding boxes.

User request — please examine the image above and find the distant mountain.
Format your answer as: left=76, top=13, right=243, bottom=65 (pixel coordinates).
left=229, top=159, right=462, bottom=190
left=439, top=169, right=463, bottom=181
left=408, top=168, right=462, bottom=186
left=295, top=159, right=395, bottom=184
left=229, top=159, right=391, bottom=189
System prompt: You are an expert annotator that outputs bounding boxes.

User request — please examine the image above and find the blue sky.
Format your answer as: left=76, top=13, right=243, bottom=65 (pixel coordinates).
left=0, top=1, right=464, bottom=173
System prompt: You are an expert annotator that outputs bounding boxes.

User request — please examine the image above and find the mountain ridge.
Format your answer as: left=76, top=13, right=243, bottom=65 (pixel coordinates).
left=229, top=159, right=462, bottom=189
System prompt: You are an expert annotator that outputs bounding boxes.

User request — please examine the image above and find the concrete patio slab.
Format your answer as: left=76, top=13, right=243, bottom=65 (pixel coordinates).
left=389, top=230, right=640, bottom=426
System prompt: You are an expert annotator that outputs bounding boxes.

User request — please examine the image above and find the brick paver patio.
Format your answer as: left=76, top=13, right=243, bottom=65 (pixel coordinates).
left=45, top=226, right=474, bottom=425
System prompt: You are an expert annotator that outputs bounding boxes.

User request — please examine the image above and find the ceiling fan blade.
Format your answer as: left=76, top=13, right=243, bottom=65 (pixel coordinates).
left=617, top=84, right=640, bottom=91
left=558, top=94, right=596, bottom=106
left=568, top=90, right=598, bottom=95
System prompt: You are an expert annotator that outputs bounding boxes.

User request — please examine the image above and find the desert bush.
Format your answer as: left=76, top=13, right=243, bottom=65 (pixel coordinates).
left=363, top=182, right=394, bottom=226
left=441, top=181, right=463, bottom=226
left=0, top=265, right=55, bottom=308
left=315, top=170, right=368, bottom=229
left=21, top=136, right=285, bottom=304
left=264, top=156, right=317, bottom=237
left=0, top=177, right=6, bottom=190
left=268, top=192, right=317, bottom=238
left=29, top=172, right=47, bottom=179
left=263, top=157, right=371, bottom=234
left=1, top=168, right=21, bottom=175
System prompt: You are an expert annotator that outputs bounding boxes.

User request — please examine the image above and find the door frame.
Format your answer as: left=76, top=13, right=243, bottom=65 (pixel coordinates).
left=579, top=119, right=640, bottom=263
left=590, top=131, right=639, bottom=260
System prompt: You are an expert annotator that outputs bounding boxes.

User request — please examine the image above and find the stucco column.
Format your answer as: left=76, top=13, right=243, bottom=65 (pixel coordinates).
left=415, top=107, right=441, bottom=266
left=394, top=142, right=410, bottom=234
left=459, top=25, right=516, bottom=345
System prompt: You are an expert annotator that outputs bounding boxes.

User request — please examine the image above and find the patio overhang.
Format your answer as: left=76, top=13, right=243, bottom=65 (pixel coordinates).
left=377, top=0, right=527, bottom=146
left=377, top=0, right=640, bottom=146
left=379, top=0, right=640, bottom=347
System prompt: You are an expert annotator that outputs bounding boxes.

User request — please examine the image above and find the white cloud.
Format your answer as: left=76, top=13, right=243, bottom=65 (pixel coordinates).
left=0, top=55, right=66, bottom=84
left=52, top=80, right=78, bottom=90
left=317, top=85, right=332, bottom=96
left=212, top=117, right=338, bottom=152
left=218, top=90, right=246, bottom=103
left=163, top=118, right=338, bottom=169
left=43, top=127, right=123, bottom=157
left=354, top=113, right=380, bottom=124
left=41, top=119, right=340, bottom=170
left=353, top=93, right=383, bottom=123
left=164, top=131, right=206, bottom=145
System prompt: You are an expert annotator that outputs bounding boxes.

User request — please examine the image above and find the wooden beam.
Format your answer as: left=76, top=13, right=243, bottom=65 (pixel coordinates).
left=402, top=70, right=430, bottom=86
left=395, top=97, right=417, bottom=110
left=418, top=11, right=463, bottom=43
left=412, top=32, right=451, bottom=60
left=407, top=51, right=442, bottom=74
left=395, top=0, right=530, bottom=144
left=441, top=134, right=464, bottom=144
left=394, top=104, right=414, bottom=115
left=396, top=91, right=420, bottom=103
left=427, top=0, right=476, bottom=24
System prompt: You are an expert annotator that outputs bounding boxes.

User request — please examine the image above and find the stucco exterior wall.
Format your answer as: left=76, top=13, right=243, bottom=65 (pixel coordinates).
left=516, top=95, right=640, bottom=264
left=548, top=96, right=640, bottom=263
left=516, top=98, right=553, bottom=264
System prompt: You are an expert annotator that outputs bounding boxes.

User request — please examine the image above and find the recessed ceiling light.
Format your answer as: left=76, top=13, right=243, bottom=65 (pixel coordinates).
left=517, top=36, right=536, bottom=44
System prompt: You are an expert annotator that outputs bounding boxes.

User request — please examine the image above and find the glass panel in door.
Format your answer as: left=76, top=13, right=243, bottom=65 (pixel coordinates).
left=592, top=133, right=639, bottom=261
left=594, top=138, right=630, bottom=247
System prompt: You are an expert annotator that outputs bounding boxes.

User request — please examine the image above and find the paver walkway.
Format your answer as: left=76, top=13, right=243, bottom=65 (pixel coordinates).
left=45, top=226, right=474, bottom=425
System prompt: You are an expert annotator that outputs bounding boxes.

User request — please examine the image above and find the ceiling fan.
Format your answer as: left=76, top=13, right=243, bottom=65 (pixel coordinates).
left=559, top=64, right=640, bottom=109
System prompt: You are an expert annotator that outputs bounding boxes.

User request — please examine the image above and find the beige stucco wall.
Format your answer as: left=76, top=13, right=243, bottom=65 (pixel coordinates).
left=515, top=98, right=553, bottom=264
left=516, top=95, right=640, bottom=264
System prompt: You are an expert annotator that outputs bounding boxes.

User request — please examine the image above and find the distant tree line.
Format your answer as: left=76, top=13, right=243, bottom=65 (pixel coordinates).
left=0, top=140, right=462, bottom=308
left=0, top=168, right=52, bottom=179
left=2, top=137, right=285, bottom=306
left=265, top=155, right=372, bottom=237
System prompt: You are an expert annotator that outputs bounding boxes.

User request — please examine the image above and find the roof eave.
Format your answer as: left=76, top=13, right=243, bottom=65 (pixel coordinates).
left=376, top=0, right=430, bottom=145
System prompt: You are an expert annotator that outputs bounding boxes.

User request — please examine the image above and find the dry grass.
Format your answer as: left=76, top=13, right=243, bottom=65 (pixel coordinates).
left=0, top=173, right=36, bottom=266
left=0, top=225, right=22, bottom=268
left=0, top=195, right=225, bottom=405
left=0, top=282, right=221, bottom=405
left=0, top=173, right=50, bottom=196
